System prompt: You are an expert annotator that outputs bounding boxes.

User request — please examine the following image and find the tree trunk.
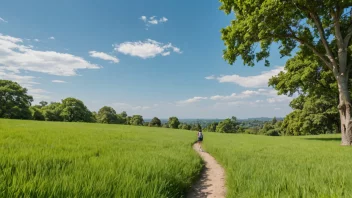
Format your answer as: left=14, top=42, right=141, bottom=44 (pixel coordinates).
left=338, top=76, right=352, bottom=145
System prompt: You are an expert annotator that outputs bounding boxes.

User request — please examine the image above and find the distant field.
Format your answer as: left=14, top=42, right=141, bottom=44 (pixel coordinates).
left=203, top=133, right=352, bottom=197
left=0, top=119, right=202, bottom=197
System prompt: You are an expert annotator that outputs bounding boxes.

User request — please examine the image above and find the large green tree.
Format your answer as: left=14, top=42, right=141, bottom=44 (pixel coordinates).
left=168, top=117, right=180, bottom=129
left=97, top=106, right=118, bottom=124
left=0, top=80, right=32, bottom=119
left=220, top=0, right=352, bottom=145
left=216, top=117, right=239, bottom=133
left=149, top=117, right=162, bottom=127
left=59, top=97, right=93, bottom=122
left=130, top=115, right=144, bottom=126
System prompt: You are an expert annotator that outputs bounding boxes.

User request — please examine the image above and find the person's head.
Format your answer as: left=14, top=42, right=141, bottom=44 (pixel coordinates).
left=199, top=129, right=202, bottom=132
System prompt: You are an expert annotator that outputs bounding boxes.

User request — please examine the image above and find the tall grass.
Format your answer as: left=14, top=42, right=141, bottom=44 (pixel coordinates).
left=0, top=119, right=202, bottom=197
left=203, top=133, right=352, bottom=198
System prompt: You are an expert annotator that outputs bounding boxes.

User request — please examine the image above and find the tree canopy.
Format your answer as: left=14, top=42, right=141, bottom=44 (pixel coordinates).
left=149, top=117, right=162, bottom=127
left=168, top=117, right=180, bottom=129
left=220, top=0, right=352, bottom=144
left=60, top=97, right=93, bottom=122
left=97, top=106, right=118, bottom=124
left=0, top=80, right=33, bottom=119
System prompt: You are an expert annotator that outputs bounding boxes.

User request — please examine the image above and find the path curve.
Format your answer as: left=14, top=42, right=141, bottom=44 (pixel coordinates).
left=187, top=144, right=226, bottom=198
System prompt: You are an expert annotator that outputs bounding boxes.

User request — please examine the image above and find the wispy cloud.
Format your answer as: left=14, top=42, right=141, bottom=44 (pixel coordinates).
left=177, top=96, right=208, bottom=105
left=206, top=67, right=284, bottom=88
left=205, top=75, right=215, bottom=80
left=114, top=39, right=181, bottom=59
left=210, top=90, right=260, bottom=101
left=140, top=16, right=168, bottom=29
left=49, top=36, right=55, bottom=40
left=34, top=39, right=40, bottom=42
left=0, top=17, right=8, bottom=23
left=52, top=80, right=67, bottom=83
left=89, top=51, right=119, bottom=63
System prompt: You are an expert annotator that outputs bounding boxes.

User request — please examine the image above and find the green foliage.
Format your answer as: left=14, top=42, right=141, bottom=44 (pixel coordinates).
left=149, top=117, right=161, bottom=127
left=130, top=115, right=144, bottom=126
left=0, top=119, right=202, bottom=197
left=0, top=80, right=33, bottom=119
left=59, top=97, right=93, bottom=122
left=39, top=101, right=48, bottom=107
left=42, top=102, right=63, bottom=121
left=168, top=117, right=180, bottom=129
left=269, top=52, right=347, bottom=135
left=203, top=133, right=352, bottom=197
left=203, top=122, right=218, bottom=132
left=29, top=106, right=45, bottom=121
left=143, top=122, right=150, bottom=126
left=216, top=117, right=239, bottom=133
left=97, top=106, right=118, bottom=124
left=190, top=123, right=202, bottom=131
left=178, top=123, right=192, bottom=130
left=126, top=116, right=132, bottom=125
left=220, top=0, right=352, bottom=139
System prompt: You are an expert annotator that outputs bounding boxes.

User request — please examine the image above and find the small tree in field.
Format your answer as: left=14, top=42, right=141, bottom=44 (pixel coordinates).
left=149, top=117, right=162, bottom=127
left=220, top=0, right=352, bottom=145
left=168, top=117, right=180, bottom=129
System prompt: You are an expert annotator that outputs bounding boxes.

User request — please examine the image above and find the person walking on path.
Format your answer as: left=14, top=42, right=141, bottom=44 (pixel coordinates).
left=197, top=129, right=203, bottom=152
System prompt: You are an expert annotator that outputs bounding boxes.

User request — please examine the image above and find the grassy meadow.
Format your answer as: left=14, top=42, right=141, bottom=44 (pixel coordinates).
left=0, top=119, right=202, bottom=197
left=2, top=119, right=352, bottom=198
left=203, top=133, right=352, bottom=198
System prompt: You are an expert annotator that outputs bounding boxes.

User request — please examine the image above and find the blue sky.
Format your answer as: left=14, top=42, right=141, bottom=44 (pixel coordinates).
left=0, top=0, right=294, bottom=119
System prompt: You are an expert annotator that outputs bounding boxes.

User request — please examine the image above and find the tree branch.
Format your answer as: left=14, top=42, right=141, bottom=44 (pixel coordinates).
left=291, top=36, right=333, bottom=71
left=331, top=6, right=344, bottom=50
left=309, top=12, right=339, bottom=68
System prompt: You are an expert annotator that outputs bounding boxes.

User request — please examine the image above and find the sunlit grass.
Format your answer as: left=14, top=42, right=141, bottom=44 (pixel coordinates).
left=0, top=119, right=202, bottom=197
left=203, top=133, right=352, bottom=198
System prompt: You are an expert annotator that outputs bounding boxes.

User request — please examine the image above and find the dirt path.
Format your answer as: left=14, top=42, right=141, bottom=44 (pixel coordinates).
left=187, top=144, right=226, bottom=198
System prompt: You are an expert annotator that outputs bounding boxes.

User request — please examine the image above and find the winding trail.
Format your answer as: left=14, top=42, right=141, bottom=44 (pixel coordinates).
left=187, top=144, right=226, bottom=198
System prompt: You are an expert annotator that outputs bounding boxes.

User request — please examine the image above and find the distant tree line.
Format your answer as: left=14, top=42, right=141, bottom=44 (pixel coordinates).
left=0, top=80, right=207, bottom=131
left=0, top=79, right=343, bottom=136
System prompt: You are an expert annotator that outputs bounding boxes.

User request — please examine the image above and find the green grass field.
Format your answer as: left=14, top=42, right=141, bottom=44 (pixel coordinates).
left=203, top=133, right=352, bottom=198
left=0, top=119, right=202, bottom=197
left=2, top=119, right=352, bottom=198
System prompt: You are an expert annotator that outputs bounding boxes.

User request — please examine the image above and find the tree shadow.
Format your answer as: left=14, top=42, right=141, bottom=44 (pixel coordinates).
left=304, top=137, right=340, bottom=142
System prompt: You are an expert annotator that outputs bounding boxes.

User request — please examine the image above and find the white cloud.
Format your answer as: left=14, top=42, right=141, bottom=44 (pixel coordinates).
left=177, top=96, right=207, bottom=105
left=49, top=36, right=55, bottom=40
left=52, top=80, right=67, bottom=83
left=208, top=67, right=284, bottom=88
left=161, top=51, right=170, bottom=56
left=34, top=39, right=39, bottom=42
left=0, top=33, right=100, bottom=76
left=205, top=75, right=215, bottom=80
left=89, top=51, right=119, bottom=63
left=140, top=16, right=147, bottom=22
left=114, top=39, right=181, bottom=59
left=0, top=17, right=8, bottom=23
left=210, top=90, right=260, bottom=100
left=267, top=96, right=292, bottom=104
left=140, top=16, right=168, bottom=29
left=159, top=17, right=168, bottom=22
